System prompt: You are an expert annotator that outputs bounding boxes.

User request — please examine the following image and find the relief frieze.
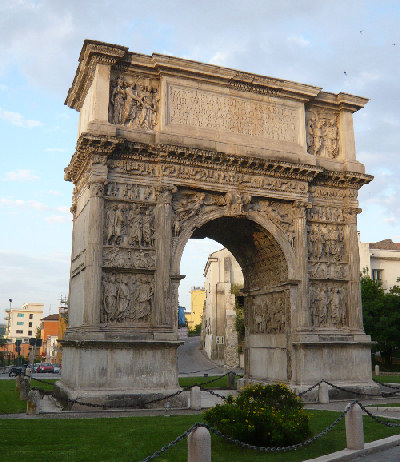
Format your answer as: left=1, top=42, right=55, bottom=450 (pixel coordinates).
left=106, top=182, right=157, bottom=202
left=307, top=205, right=344, bottom=223
left=306, top=109, right=339, bottom=158
left=103, top=246, right=156, bottom=270
left=308, top=223, right=345, bottom=262
left=104, top=202, right=155, bottom=248
left=167, top=84, right=299, bottom=143
left=101, top=272, right=154, bottom=324
left=249, top=291, right=287, bottom=334
left=310, top=283, right=347, bottom=328
left=109, top=75, right=159, bottom=129
left=308, top=261, right=348, bottom=280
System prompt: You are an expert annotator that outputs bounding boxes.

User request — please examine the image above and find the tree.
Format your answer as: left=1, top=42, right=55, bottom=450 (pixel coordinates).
left=361, top=275, right=400, bottom=367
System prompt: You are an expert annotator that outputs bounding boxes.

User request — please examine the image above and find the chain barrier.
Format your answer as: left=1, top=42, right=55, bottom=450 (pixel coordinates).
left=30, top=377, right=56, bottom=386
left=356, top=400, right=400, bottom=428
left=179, top=366, right=220, bottom=375
left=201, top=388, right=227, bottom=400
left=373, top=378, right=400, bottom=391
left=298, top=380, right=324, bottom=397
left=138, top=402, right=356, bottom=461
left=322, top=379, right=397, bottom=398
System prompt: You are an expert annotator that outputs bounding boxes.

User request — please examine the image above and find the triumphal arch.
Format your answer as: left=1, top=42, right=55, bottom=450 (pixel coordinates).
left=58, top=40, right=376, bottom=406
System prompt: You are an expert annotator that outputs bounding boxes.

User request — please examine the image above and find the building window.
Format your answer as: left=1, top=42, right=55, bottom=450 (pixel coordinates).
left=29, top=322, right=32, bottom=327
left=17, top=322, right=24, bottom=326
left=372, top=269, right=383, bottom=281
left=17, top=313, right=24, bottom=318
left=28, top=330, right=32, bottom=336
left=29, top=314, right=33, bottom=319
left=16, top=330, right=23, bottom=334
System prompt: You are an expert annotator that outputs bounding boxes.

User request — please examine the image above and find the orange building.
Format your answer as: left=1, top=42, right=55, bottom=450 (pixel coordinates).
left=40, top=314, right=59, bottom=363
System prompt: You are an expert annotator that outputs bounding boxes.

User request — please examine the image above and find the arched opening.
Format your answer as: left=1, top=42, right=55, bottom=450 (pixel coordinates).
left=176, top=215, right=293, bottom=383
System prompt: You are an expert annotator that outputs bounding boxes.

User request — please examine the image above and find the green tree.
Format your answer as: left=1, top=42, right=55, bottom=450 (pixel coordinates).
left=362, top=275, right=400, bottom=367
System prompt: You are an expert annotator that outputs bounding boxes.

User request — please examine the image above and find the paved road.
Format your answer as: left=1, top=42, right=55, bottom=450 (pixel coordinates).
left=177, top=336, right=224, bottom=376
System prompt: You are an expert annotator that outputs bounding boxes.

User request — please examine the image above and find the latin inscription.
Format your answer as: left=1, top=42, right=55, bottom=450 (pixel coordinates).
left=167, top=84, right=299, bottom=143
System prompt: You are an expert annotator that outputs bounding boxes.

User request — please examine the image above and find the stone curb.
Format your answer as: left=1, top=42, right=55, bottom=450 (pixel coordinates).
left=302, top=434, right=400, bottom=461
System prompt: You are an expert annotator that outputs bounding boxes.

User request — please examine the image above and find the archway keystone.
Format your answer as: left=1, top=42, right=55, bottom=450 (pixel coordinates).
left=57, top=40, right=376, bottom=406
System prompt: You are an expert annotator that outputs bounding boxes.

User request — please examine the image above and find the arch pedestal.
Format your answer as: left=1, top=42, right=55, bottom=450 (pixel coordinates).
left=57, top=40, right=377, bottom=407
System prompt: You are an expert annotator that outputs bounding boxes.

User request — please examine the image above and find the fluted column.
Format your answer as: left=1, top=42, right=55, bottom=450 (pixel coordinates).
left=293, top=201, right=312, bottom=329
left=345, top=206, right=364, bottom=330
left=83, top=163, right=107, bottom=325
left=154, top=187, right=174, bottom=327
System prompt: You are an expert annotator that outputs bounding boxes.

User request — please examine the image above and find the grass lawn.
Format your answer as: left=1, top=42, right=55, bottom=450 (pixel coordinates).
left=178, top=375, right=235, bottom=389
left=373, top=375, right=400, bottom=384
left=0, top=410, right=400, bottom=462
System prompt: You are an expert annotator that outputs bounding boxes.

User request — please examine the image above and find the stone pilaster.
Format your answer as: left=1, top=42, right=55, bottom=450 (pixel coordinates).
left=293, top=201, right=311, bottom=328
left=154, top=187, right=174, bottom=327
left=82, top=163, right=107, bottom=325
left=345, top=206, right=364, bottom=330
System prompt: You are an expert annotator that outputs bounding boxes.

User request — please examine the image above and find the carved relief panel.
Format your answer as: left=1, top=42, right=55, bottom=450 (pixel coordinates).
left=307, top=203, right=348, bottom=282
left=101, top=272, right=154, bottom=324
left=249, top=199, right=295, bottom=247
left=306, top=109, right=339, bottom=159
left=248, top=291, right=288, bottom=334
left=109, top=74, right=159, bottom=129
left=103, top=201, right=155, bottom=249
left=310, top=282, right=347, bottom=328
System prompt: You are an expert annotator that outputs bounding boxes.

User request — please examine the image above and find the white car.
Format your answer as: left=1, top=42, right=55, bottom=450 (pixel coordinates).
left=53, top=364, right=61, bottom=373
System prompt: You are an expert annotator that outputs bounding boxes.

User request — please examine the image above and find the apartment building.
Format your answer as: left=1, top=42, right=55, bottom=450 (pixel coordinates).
left=4, top=303, right=44, bottom=342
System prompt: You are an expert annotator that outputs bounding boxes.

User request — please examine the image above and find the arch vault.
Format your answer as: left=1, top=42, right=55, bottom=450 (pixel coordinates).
left=57, top=40, right=376, bottom=406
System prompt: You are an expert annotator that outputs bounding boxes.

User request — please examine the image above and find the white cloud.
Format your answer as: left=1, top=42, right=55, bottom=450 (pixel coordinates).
left=3, top=169, right=39, bottom=181
left=210, top=51, right=229, bottom=66
left=46, top=215, right=71, bottom=223
left=0, top=108, right=43, bottom=128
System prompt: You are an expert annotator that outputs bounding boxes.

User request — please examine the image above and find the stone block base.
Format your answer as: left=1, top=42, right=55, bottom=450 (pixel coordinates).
left=58, top=333, right=187, bottom=409
left=54, top=381, right=188, bottom=410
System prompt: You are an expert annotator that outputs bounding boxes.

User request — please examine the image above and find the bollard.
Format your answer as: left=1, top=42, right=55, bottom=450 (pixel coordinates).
left=237, top=378, right=246, bottom=391
left=375, top=364, right=380, bottom=376
left=27, top=390, right=40, bottom=415
left=16, top=375, right=21, bottom=391
left=227, top=371, right=235, bottom=389
left=19, top=377, right=30, bottom=401
left=345, top=403, right=364, bottom=450
left=188, top=426, right=211, bottom=462
left=190, top=386, right=201, bottom=410
left=318, top=382, right=329, bottom=404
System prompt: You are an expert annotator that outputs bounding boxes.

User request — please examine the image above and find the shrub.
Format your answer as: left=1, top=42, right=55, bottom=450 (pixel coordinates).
left=203, top=383, right=311, bottom=447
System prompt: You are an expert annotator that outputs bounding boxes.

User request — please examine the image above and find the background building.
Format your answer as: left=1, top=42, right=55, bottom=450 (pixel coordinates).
left=358, top=233, right=400, bottom=291
left=202, top=248, right=243, bottom=368
left=40, top=314, right=60, bottom=363
left=4, top=303, right=44, bottom=342
left=185, top=287, right=205, bottom=330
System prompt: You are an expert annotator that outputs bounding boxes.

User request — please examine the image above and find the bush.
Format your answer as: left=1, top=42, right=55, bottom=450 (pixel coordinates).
left=203, top=383, right=311, bottom=447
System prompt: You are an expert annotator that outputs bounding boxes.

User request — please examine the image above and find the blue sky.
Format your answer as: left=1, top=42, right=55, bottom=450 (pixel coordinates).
left=0, top=0, right=399, bottom=319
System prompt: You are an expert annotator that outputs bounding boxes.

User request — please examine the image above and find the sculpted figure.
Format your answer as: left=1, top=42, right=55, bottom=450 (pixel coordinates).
left=141, top=210, right=154, bottom=247
left=110, top=77, right=126, bottom=124
left=116, top=279, right=130, bottom=321
left=103, top=273, right=117, bottom=322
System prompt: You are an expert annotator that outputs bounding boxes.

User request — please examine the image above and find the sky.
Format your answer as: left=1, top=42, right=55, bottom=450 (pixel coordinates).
left=0, top=0, right=399, bottom=320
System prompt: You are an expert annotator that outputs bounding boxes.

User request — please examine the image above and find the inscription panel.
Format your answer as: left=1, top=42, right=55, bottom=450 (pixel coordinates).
left=165, top=82, right=301, bottom=145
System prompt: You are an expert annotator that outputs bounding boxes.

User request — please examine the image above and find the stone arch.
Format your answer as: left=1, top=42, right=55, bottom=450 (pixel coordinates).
left=172, top=206, right=298, bottom=382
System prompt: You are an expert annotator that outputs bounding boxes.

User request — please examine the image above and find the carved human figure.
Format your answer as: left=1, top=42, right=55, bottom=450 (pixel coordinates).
left=128, top=208, right=142, bottom=247
left=141, top=210, right=154, bottom=247
left=135, top=281, right=154, bottom=321
left=116, top=279, right=130, bottom=321
left=103, top=273, right=117, bottom=322
left=110, top=77, right=125, bottom=124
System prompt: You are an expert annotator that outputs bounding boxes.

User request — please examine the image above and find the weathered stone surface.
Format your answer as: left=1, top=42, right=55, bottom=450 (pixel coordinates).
left=60, top=40, right=376, bottom=406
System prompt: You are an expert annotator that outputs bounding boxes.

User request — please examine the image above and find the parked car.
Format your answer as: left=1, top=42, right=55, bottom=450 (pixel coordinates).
left=53, top=364, right=61, bottom=374
left=36, top=363, right=54, bottom=373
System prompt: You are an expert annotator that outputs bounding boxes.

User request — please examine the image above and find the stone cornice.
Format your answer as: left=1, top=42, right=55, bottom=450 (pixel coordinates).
left=65, top=134, right=324, bottom=185
left=65, top=40, right=128, bottom=110
left=313, top=170, right=374, bottom=189
left=65, top=40, right=368, bottom=112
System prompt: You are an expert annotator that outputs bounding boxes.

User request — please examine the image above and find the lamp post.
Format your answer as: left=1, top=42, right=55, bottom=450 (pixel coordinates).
left=6, top=299, right=12, bottom=365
